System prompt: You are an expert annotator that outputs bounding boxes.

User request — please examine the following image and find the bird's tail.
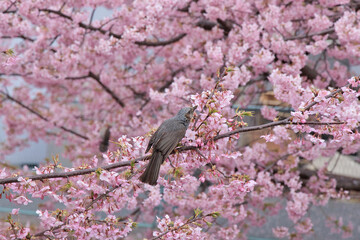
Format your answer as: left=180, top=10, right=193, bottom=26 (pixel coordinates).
left=139, top=151, right=163, bottom=185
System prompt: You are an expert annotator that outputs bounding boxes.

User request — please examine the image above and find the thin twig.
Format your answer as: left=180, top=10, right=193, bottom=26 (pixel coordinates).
left=284, top=27, right=335, bottom=41
left=151, top=213, right=213, bottom=240
left=329, top=152, right=341, bottom=173
left=80, top=8, right=96, bottom=46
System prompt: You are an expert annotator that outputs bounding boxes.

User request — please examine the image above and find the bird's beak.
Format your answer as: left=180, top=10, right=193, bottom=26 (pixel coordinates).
left=191, top=106, right=197, bottom=112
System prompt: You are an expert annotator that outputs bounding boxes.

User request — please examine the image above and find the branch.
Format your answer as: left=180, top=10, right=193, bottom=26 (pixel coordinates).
left=300, top=168, right=360, bottom=191
left=2, top=1, right=16, bottom=14
left=88, top=71, right=125, bottom=107
left=151, top=213, right=214, bottom=240
left=0, top=84, right=349, bottom=185
left=0, top=121, right=344, bottom=185
left=302, top=83, right=348, bottom=112
left=214, top=120, right=344, bottom=142
left=214, top=119, right=289, bottom=140
left=40, top=8, right=186, bottom=47
left=301, top=65, right=319, bottom=80
left=216, top=84, right=348, bottom=141
left=158, top=67, right=186, bottom=92
left=284, top=27, right=335, bottom=41
left=196, top=19, right=217, bottom=30
left=1, top=35, right=34, bottom=42
left=39, top=8, right=72, bottom=20
left=0, top=90, right=88, bottom=140
left=0, top=155, right=150, bottom=185
left=39, top=8, right=122, bottom=38
left=135, top=33, right=186, bottom=47
left=65, top=75, right=89, bottom=80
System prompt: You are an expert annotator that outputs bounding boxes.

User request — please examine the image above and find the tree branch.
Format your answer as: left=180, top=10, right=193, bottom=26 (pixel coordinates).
left=2, top=1, right=16, bottom=14
left=88, top=71, right=125, bottom=107
left=39, top=8, right=186, bottom=47
left=0, top=83, right=350, bottom=185
left=135, top=33, right=186, bottom=47
left=39, top=8, right=121, bottom=38
left=0, top=155, right=150, bottom=185
left=0, top=120, right=344, bottom=185
left=151, top=213, right=214, bottom=240
left=0, top=90, right=88, bottom=140
left=1, top=35, right=35, bottom=42
left=215, top=84, right=348, bottom=141
left=302, top=83, right=348, bottom=112
left=284, top=27, right=335, bottom=41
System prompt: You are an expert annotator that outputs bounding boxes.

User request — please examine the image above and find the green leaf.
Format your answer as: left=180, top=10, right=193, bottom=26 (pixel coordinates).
left=239, top=111, right=254, bottom=117
left=211, top=211, right=220, bottom=218
left=131, top=222, right=138, bottom=228
left=226, top=67, right=234, bottom=72
left=130, top=160, right=135, bottom=168
left=95, top=168, right=103, bottom=177
left=5, top=49, right=14, bottom=55
left=60, top=182, right=72, bottom=192
left=194, top=208, right=203, bottom=217
left=124, top=170, right=132, bottom=178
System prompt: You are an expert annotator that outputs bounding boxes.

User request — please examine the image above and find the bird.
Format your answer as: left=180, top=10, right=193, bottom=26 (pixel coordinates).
left=139, top=106, right=197, bottom=185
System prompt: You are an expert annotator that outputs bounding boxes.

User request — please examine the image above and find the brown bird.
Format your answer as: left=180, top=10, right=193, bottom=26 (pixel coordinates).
left=140, top=106, right=197, bottom=185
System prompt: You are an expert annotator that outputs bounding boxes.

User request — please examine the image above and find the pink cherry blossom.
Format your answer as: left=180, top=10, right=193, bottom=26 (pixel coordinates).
left=11, top=208, right=19, bottom=215
left=0, top=1, right=358, bottom=239
left=272, top=226, right=289, bottom=238
left=14, top=196, right=33, bottom=205
left=260, top=106, right=278, bottom=120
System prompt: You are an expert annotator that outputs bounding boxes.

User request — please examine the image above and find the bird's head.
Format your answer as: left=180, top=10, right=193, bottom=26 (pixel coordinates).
left=177, top=106, right=197, bottom=121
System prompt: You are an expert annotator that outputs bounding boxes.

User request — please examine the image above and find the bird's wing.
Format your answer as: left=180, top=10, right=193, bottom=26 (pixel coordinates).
left=145, top=128, right=159, bottom=153
left=153, top=127, right=186, bottom=161
left=145, top=118, right=174, bottom=153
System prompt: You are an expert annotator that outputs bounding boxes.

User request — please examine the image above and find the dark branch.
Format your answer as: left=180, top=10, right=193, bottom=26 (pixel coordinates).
left=0, top=90, right=48, bottom=121
left=3, top=1, right=16, bottom=14
left=196, top=19, right=217, bottom=30
left=88, top=71, right=125, bottom=107
left=135, top=33, right=187, bottom=47
left=39, top=8, right=72, bottom=20
left=40, top=8, right=185, bottom=47
left=213, top=120, right=344, bottom=141
left=0, top=90, right=89, bottom=140
left=0, top=157, right=149, bottom=185
left=39, top=8, right=122, bottom=39
left=65, top=75, right=89, bottom=80
left=284, top=27, right=335, bottom=41
left=301, top=65, right=318, bottom=80
left=1, top=35, right=35, bottom=42
left=158, top=67, right=186, bottom=92
left=178, top=1, right=193, bottom=12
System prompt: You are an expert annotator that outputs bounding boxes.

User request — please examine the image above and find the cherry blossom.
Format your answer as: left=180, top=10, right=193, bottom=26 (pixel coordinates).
left=0, top=0, right=359, bottom=239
